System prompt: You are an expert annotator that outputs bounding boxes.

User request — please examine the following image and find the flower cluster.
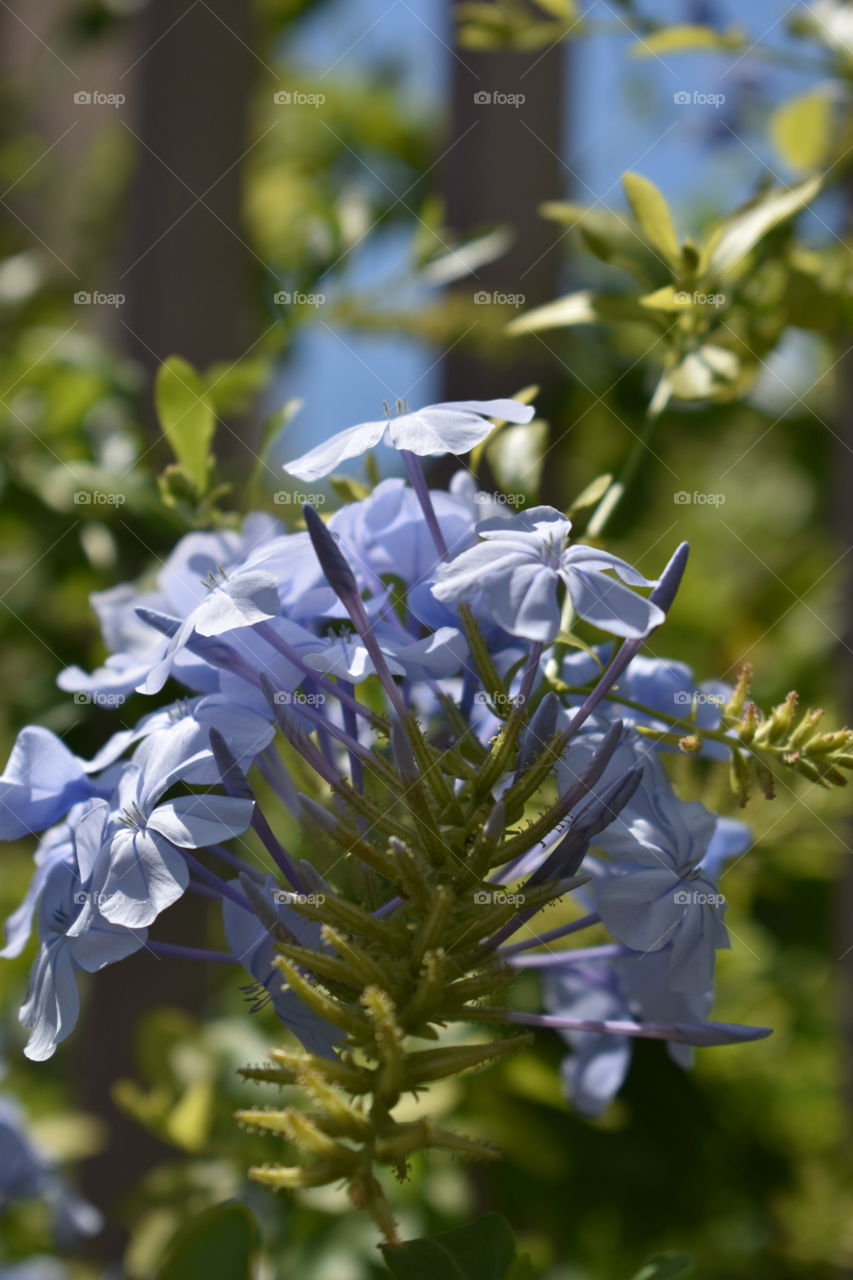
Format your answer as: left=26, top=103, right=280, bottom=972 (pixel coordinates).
left=0, top=397, right=781, bottom=1237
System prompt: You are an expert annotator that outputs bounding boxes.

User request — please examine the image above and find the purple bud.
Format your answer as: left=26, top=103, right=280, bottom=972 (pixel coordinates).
left=650, top=541, right=689, bottom=615
left=516, top=691, right=560, bottom=775
left=302, top=503, right=359, bottom=604
left=135, top=606, right=180, bottom=637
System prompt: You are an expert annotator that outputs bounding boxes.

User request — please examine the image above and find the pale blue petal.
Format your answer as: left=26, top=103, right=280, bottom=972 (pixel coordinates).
left=98, top=829, right=188, bottom=928
left=564, top=567, right=665, bottom=639
left=595, top=868, right=682, bottom=952
left=146, top=794, right=254, bottom=848
left=71, top=920, right=147, bottom=974
left=482, top=561, right=561, bottom=642
left=284, top=419, right=387, bottom=482
left=0, top=728, right=91, bottom=841
left=194, top=572, right=281, bottom=638
left=21, top=943, right=80, bottom=1063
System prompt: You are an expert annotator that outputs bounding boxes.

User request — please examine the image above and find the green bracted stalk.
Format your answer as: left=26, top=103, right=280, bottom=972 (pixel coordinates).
left=238, top=866, right=542, bottom=1242
left=458, top=602, right=509, bottom=709
left=236, top=660, right=583, bottom=1242
left=553, top=667, right=853, bottom=801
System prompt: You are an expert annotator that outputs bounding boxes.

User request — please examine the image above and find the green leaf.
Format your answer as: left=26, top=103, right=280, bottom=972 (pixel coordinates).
left=631, top=23, right=745, bottom=56
left=469, top=386, right=538, bottom=470
left=507, top=292, right=650, bottom=335
left=666, top=345, right=740, bottom=401
left=622, top=173, right=680, bottom=268
left=554, top=631, right=605, bottom=666
left=630, top=1252, right=695, bottom=1280
left=639, top=285, right=689, bottom=312
left=703, top=176, right=822, bottom=279
left=540, top=203, right=659, bottom=284
left=567, top=471, right=613, bottom=520
left=486, top=420, right=549, bottom=501
left=155, top=356, right=216, bottom=494
left=158, top=1203, right=258, bottom=1280
left=329, top=474, right=371, bottom=503
left=419, top=226, right=513, bottom=286
left=381, top=1213, right=516, bottom=1280
left=533, top=0, right=575, bottom=18
left=770, top=91, right=833, bottom=173
left=507, top=291, right=597, bottom=333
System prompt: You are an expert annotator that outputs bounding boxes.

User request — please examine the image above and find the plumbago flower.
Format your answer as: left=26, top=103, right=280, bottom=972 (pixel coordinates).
left=433, top=506, right=664, bottom=642
left=0, top=1095, right=101, bottom=1243
left=2, top=392, right=847, bottom=1243
left=283, top=397, right=534, bottom=482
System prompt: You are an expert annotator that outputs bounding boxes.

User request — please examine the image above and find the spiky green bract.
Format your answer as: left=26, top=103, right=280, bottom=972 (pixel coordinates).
left=235, top=688, right=599, bottom=1242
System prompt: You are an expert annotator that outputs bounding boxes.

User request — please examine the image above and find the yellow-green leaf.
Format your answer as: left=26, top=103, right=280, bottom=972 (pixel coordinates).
left=155, top=357, right=216, bottom=494
left=703, top=175, right=822, bottom=279
left=507, top=290, right=598, bottom=334
left=666, top=345, right=740, bottom=401
left=486, top=420, right=549, bottom=500
left=567, top=472, right=613, bottom=520
left=770, top=91, right=833, bottom=172
left=631, top=24, right=745, bottom=57
left=622, top=173, right=680, bottom=268
left=533, top=0, right=575, bottom=18
left=639, top=285, right=689, bottom=311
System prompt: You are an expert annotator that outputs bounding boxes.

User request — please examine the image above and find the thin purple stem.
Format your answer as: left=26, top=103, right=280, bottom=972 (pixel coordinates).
left=148, top=941, right=236, bottom=966
left=257, top=748, right=302, bottom=819
left=206, top=842, right=266, bottom=884
left=496, top=1010, right=771, bottom=1046
left=187, top=879, right=225, bottom=904
left=401, top=450, right=448, bottom=559
left=249, top=806, right=307, bottom=894
left=507, top=943, right=627, bottom=969
left=182, top=853, right=251, bottom=910
left=486, top=880, right=590, bottom=952
left=256, top=623, right=383, bottom=729
left=517, top=641, right=544, bottom=710
left=340, top=679, right=364, bottom=793
left=497, top=912, right=602, bottom=957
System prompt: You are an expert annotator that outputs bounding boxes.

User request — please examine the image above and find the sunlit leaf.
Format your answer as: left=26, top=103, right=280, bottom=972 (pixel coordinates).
left=487, top=420, right=549, bottom=501
left=770, top=91, right=834, bottom=172
left=155, top=356, right=216, bottom=493
left=631, top=23, right=745, bottom=56
left=622, top=173, right=681, bottom=268
left=419, top=227, right=513, bottom=286
left=703, top=176, right=822, bottom=279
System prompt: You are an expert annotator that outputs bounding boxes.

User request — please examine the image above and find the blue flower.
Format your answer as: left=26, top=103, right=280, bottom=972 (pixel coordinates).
left=0, top=1096, right=101, bottom=1242
left=544, top=962, right=633, bottom=1117
left=58, top=516, right=282, bottom=702
left=0, top=729, right=101, bottom=842
left=20, top=809, right=148, bottom=1061
left=303, top=627, right=467, bottom=684
left=329, top=477, right=477, bottom=629
left=433, top=506, right=665, bottom=642
left=284, top=399, right=534, bottom=482
left=94, top=729, right=254, bottom=928
left=544, top=946, right=714, bottom=1115
left=2, top=803, right=94, bottom=960
left=592, top=756, right=732, bottom=994
left=222, top=877, right=339, bottom=1058
left=83, top=694, right=275, bottom=783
